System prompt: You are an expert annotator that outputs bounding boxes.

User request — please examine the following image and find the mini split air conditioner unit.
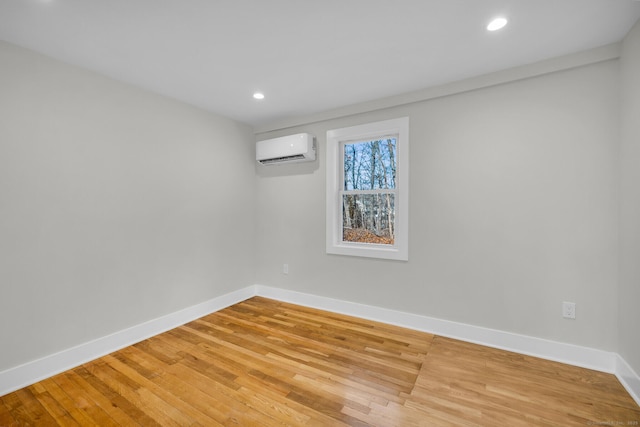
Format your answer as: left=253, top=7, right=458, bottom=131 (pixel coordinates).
left=256, top=133, right=316, bottom=165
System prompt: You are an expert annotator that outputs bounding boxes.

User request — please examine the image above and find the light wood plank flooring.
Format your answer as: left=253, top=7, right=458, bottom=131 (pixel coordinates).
left=1, top=297, right=639, bottom=426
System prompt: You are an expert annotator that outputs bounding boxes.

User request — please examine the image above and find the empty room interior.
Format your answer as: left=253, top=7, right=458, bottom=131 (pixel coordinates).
left=1, top=0, right=640, bottom=425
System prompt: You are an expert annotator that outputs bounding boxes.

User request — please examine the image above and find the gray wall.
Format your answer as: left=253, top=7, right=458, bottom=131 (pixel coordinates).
left=2, top=21, right=638, bottom=378
left=0, top=41, right=256, bottom=371
left=620, top=19, right=640, bottom=374
left=255, top=59, right=620, bottom=351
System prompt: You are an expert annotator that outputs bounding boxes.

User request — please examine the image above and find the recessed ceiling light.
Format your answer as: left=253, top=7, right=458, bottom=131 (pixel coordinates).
left=253, top=92, right=265, bottom=100
left=487, top=17, right=508, bottom=31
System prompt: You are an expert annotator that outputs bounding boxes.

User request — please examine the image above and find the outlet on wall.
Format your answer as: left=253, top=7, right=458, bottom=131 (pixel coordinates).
left=283, top=263, right=289, bottom=274
left=562, top=301, right=576, bottom=319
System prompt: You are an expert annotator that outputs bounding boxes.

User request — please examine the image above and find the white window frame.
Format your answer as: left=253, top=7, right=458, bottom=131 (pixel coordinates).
left=326, top=117, right=409, bottom=261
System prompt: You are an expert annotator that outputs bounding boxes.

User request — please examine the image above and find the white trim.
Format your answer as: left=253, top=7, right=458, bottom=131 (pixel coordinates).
left=254, top=43, right=620, bottom=134
left=615, top=354, right=640, bottom=406
left=326, top=117, right=409, bottom=261
left=2, top=284, right=639, bottom=408
left=0, top=286, right=256, bottom=397
left=254, top=286, right=617, bottom=373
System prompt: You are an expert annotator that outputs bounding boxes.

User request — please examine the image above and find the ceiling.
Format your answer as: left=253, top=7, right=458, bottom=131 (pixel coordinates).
left=1, top=0, right=639, bottom=129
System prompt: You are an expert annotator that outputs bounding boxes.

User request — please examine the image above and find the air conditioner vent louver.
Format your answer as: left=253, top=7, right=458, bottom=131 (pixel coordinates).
left=256, top=133, right=315, bottom=165
left=259, top=154, right=306, bottom=165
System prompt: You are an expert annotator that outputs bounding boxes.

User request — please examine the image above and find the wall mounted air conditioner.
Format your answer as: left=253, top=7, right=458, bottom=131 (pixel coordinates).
left=256, top=133, right=316, bottom=165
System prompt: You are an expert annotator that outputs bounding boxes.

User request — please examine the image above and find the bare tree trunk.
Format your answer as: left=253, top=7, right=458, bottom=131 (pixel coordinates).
left=377, top=141, right=394, bottom=239
left=370, top=142, right=377, bottom=232
left=385, top=194, right=393, bottom=240
left=387, top=138, right=396, bottom=187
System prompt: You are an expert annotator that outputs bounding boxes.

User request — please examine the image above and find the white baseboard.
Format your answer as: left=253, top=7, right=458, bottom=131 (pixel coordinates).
left=2, top=284, right=639, bottom=407
left=254, top=285, right=617, bottom=373
left=0, top=286, right=256, bottom=397
left=255, top=285, right=640, bottom=406
left=616, top=354, right=640, bottom=406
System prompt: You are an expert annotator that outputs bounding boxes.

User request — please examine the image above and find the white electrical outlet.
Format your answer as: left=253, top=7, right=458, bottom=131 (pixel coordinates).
left=283, top=263, right=289, bottom=274
left=562, top=301, right=576, bottom=319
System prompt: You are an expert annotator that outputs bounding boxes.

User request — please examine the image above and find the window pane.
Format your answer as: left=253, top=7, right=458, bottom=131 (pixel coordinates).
left=342, top=193, right=395, bottom=245
left=344, top=138, right=397, bottom=191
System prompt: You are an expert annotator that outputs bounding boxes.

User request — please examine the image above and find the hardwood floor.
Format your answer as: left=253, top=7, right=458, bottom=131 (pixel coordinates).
left=1, top=297, right=639, bottom=426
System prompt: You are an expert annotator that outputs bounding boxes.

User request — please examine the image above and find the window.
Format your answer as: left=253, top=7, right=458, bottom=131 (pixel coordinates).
left=326, top=117, right=409, bottom=260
